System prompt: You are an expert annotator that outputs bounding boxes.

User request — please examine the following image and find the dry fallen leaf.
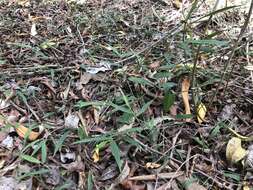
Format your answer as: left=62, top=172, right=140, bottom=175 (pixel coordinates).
left=117, top=161, right=130, bottom=184
left=181, top=78, right=191, bottom=122
left=243, top=184, right=251, bottom=190
left=0, top=99, right=10, bottom=110
left=145, top=162, right=161, bottom=169
left=245, top=145, right=253, bottom=168
left=197, top=102, right=206, bottom=124
left=1, top=135, right=14, bottom=149
left=65, top=112, right=79, bottom=129
left=30, top=23, right=37, bottom=36
left=16, top=124, right=44, bottom=141
left=173, top=0, right=182, bottom=9
left=0, top=160, right=5, bottom=169
left=226, top=137, right=247, bottom=163
left=86, top=62, right=111, bottom=74
left=92, top=147, right=99, bottom=163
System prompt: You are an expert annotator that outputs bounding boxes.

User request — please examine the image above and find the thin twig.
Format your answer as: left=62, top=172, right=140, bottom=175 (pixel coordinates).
left=128, top=171, right=184, bottom=181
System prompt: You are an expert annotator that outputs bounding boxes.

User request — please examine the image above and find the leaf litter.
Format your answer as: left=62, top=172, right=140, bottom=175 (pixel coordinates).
left=0, top=0, right=253, bottom=189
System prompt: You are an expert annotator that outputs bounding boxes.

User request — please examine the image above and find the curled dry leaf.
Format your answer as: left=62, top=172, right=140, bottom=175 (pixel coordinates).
left=92, top=147, right=99, bottom=163
left=100, top=164, right=119, bottom=181
left=86, top=62, right=111, bottom=74
left=145, top=162, right=161, bottom=169
left=117, top=161, right=130, bottom=184
left=197, top=102, right=206, bottom=124
left=243, top=184, right=251, bottom=190
left=181, top=78, right=191, bottom=122
left=173, top=0, right=182, bottom=9
left=0, top=99, right=10, bottom=110
left=226, top=137, right=247, bottom=163
left=16, top=124, right=44, bottom=141
left=30, top=23, right=37, bottom=36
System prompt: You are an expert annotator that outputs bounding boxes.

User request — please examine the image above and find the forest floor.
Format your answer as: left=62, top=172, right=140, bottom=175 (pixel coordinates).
left=0, top=0, right=253, bottom=189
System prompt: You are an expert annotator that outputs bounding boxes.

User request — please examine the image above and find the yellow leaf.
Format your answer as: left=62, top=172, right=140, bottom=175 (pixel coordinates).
left=0, top=160, right=5, bottom=169
left=173, top=0, right=182, bottom=9
left=243, top=184, right=250, bottom=190
left=181, top=77, right=191, bottom=122
left=92, top=147, right=99, bottom=163
left=145, top=162, right=161, bottom=169
left=197, top=103, right=206, bottom=124
left=226, top=137, right=247, bottom=163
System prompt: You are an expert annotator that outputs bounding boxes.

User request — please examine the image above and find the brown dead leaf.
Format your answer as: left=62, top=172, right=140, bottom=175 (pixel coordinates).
left=181, top=77, right=191, bottom=122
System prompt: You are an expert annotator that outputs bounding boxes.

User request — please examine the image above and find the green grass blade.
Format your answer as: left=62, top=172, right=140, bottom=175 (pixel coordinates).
left=41, top=141, right=47, bottom=163
left=136, top=100, right=153, bottom=117
left=53, top=131, right=69, bottom=156
left=119, top=88, right=132, bottom=111
left=186, top=39, right=228, bottom=46
left=18, top=169, right=49, bottom=180
left=110, top=140, right=122, bottom=171
left=21, top=154, right=41, bottom=164
left=128, top=76, right=153, bottom=87
left=87, top=171, right=93, bottom=190
left=163, top=93, right=175, bottom=112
